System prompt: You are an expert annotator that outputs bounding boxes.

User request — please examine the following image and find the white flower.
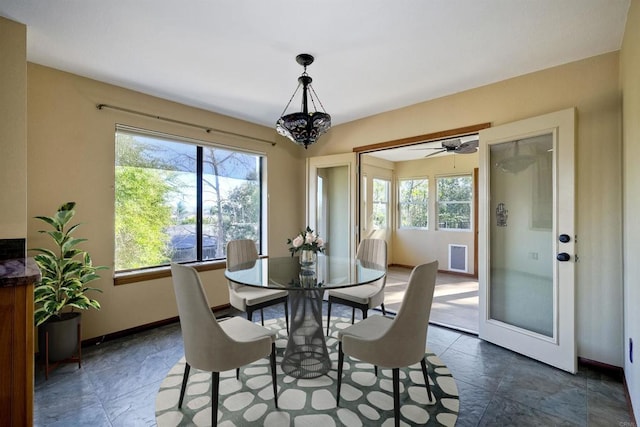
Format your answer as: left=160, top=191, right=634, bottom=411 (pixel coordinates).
left=292, top=235, right=304, bottom=247
left=316, top=237, right=324, bottom=248
left=305, top=232, right=314, bottom=244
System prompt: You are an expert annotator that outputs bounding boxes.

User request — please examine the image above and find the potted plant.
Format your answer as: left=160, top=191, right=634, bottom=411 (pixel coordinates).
left=31, top=202, right=107, bottom=363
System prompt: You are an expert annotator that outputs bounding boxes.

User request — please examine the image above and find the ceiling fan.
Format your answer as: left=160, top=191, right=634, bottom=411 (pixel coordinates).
left=411, top=138, right=479, bottom=158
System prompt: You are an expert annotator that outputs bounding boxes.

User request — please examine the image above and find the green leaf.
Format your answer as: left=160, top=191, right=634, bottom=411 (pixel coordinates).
left=34, top=215, right=60, bottom=229
left=34, top=308, right=53, bottom=327
left=62, top=238, right=88, bottom=254
left=58, top=201, right=76, bottom=212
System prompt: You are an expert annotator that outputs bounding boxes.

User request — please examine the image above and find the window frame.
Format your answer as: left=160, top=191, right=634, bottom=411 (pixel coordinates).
left=114, top=126, right=266, bottom=283
left=436, top=174, right=473, bottom=231
left=371, top=178, right=390, bottom=229
left=397, top=177, right=429, bottom=230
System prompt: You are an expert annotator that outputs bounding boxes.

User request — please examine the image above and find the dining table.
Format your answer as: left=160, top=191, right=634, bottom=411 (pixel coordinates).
left=224, top=254, right=386, bottom=379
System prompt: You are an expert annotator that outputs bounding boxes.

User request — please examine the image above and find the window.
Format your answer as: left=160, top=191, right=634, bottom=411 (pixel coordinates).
left=115, top=128, right=263, bottom=272
left=437, top=175, right=472, bottom=230
left=398, top=178, right=428, bottom=228
left=372, top=178, right=390, bottom=228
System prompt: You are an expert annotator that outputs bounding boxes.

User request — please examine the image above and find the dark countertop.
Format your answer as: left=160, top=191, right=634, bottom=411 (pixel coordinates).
left=0, top=257, right=41, bottom=288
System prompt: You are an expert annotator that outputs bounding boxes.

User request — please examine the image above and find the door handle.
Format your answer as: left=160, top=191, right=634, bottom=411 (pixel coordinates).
left=556, top=253, right=570, bottom=262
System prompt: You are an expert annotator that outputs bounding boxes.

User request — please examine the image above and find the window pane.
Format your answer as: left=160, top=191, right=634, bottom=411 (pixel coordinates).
left=437, top=175, right=472, bottom=230
left=115, top=129, right=263, bottom=272
left=202, top=146, right=261, bottom=259
left=372, top=178, right=389, bottom=228
left=398, top=179, right=428, bottom=228
left=115, top=132, right=197, bottom=270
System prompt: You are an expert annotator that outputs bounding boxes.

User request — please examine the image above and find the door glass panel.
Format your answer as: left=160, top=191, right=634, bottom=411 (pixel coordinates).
left=489, top=134, right=554, bottom=337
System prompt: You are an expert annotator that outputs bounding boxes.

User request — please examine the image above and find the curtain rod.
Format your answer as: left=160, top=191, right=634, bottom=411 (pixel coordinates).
left=96, top=103, right=276, bottom=146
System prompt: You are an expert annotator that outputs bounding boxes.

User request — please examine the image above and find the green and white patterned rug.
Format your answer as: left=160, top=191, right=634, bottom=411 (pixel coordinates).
left=156, top=316, right=458, bottom=426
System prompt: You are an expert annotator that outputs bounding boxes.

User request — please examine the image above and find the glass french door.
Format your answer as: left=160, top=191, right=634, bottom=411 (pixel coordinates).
left=478, top=108, right=576, bottom=373
left=306, top=153, right=357, bottom=259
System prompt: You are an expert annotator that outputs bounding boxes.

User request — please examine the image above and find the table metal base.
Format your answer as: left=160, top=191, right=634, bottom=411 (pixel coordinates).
left=282, top=289, right=330, bottom=379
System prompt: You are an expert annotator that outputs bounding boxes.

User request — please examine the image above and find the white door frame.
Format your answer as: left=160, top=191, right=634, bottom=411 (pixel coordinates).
left=478, top=108, right=576, bottom=373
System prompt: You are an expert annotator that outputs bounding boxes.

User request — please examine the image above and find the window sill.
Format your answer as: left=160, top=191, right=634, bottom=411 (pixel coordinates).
left=114, top=260, right=227, bottom=285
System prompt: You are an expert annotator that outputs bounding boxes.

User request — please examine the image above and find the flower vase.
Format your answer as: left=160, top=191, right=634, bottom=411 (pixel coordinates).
left=299, top=249, right=317, bottom=275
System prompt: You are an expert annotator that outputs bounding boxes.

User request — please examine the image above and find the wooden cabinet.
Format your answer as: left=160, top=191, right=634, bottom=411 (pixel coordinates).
left=0, top=258, right=40, bottom=426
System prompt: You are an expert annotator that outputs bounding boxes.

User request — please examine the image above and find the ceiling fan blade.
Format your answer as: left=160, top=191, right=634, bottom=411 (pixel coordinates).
left=409, top=147, right=443, bottom=151
left=424, top=149, right=446, bottom=158
left=455, top=141, right=479, bottom=154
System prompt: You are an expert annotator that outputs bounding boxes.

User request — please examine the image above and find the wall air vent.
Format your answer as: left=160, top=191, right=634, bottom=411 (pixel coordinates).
left=448, top=244, right=468, bottom=273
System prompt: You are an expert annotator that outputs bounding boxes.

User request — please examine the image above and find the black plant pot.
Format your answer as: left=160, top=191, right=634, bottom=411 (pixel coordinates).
left=38, top=312, right=81, bottom=363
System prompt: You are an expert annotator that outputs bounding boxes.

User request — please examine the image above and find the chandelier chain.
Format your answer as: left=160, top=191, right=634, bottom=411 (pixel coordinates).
left=278, top=83, right=302, bottom=117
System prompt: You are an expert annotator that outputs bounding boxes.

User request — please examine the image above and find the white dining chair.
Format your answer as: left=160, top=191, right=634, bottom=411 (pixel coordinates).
left=326, top=238, right=387, bottom=334
left=336, top=260, right=438, bottom=427
left=170, top=263, right=278, bottom=426
left=227, top=239, right=289, bottom=333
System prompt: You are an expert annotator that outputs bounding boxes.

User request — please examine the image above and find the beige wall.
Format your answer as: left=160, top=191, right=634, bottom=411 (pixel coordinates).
left=621, top=0, right=640, bottom=417
left=26, top=64, right=306, bottom=340
left=316, top=52, right=624, bottom=366
left=0, top=17, right=27, bottom=238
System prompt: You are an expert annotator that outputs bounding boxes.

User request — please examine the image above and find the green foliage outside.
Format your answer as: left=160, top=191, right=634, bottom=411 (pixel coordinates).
left=399, top=179, right=429, bottom=228
left=372, top=179, right=389, bottom=228
left=437, top=176, right=472, bottom=229
left=115, top=166, right=174, bottom=269
left=219, top=178, right=259, bottom=243
left=115, top=134, right=175, bottom=270
left=114, top=132, right=261, bottom=270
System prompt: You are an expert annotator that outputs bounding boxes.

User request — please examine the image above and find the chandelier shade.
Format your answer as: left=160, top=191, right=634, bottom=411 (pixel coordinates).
left=276, top=54, right=331, bottom=149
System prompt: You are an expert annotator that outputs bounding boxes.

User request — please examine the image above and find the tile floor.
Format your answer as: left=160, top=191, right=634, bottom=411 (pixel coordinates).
left=35, top=303, right=634, bottom=426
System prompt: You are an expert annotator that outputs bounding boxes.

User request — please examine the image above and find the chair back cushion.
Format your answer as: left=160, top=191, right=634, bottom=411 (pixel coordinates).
left=227, top=239, right=259, bottom=268
left=170, top=263, right=234, bottom=371
left=385, top=260, right=438, bottom=365
left=340, top=261, right=438, bottom=368
left=356, top=238, right=387, bottom=267
left=356, top=238, right=388, bottom=306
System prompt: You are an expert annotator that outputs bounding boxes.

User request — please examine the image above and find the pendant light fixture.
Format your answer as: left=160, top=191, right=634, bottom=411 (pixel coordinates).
left=276, top=53, right=331, bottom=149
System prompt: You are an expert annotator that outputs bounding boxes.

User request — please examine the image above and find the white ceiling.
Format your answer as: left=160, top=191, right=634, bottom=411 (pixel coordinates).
left=0, top=0, right=630, bottom=133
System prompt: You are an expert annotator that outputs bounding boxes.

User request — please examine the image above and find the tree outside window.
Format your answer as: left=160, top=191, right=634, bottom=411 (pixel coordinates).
left=115, top=129, right=262, bottom=272
left=437, top=175, right=472, bottom=230
left=372, top=178, right=390, bottom=229
left=398, top=178, right=428, bottom=229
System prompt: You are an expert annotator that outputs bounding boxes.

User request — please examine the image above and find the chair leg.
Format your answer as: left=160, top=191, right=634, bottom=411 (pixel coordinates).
left=178, top=363, right=191, bottom=408
left=212, top=371, right=220, bottom=426
left=337, top=341, right=344, bottom=406
left=270, top=343, right=278, bottom=409
left=374, top=365, right=378, bottom=377
left=351, top=307, right=356, bottom=324
left=362, top=308, right=368, bottom=320
left=236, top=368, right=240, bottom=380
left=260, top=308, right=265, bottom=326
left=326, top=300, right=332, bottom=335
left=247, top=308, right=253, bottom=323
left=381, top=303, right=387, bottom=316
left=284, top=301, right=289, bottom=334
left=392, top=368, right=400, bottom=427
left=420, top=358, right=433, bottom=402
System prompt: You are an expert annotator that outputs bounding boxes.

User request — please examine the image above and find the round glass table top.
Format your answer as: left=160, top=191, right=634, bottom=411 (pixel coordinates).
left=224, top=255, right=385, bottom=290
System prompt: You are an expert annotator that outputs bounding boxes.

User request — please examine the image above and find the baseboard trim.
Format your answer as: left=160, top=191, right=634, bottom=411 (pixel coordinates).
left=389, top=263, right=477, bottom=279
left=577, top=356, right=623, bottom=379
left=80, top=303, right=232, bottom=348
left=578, top=357, right=637, bottom=424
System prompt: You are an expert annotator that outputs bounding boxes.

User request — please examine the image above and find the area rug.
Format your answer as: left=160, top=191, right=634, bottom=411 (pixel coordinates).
left=156, top=316, right=458, bottom=426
